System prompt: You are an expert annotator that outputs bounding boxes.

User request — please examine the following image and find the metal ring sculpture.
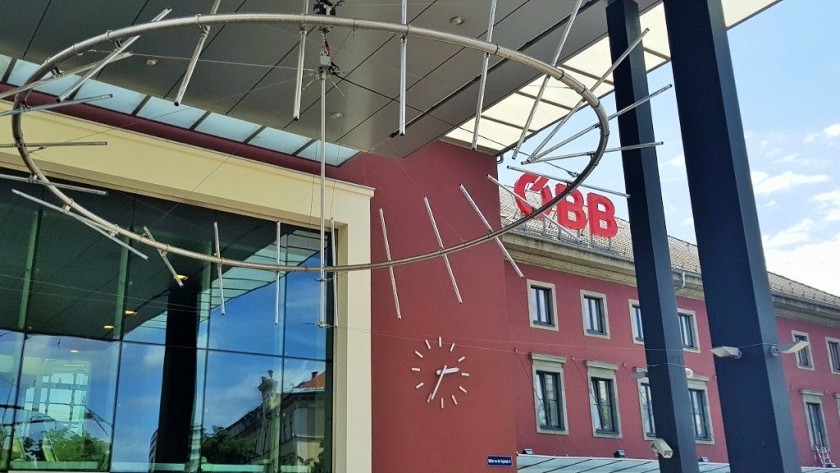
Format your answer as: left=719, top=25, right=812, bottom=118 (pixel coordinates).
left=10, top=13, right=609, bottom=273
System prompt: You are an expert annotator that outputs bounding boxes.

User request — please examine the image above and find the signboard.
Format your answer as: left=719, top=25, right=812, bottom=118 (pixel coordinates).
left=487, top=455, right=513, bottom=467
left=513, top=172, right=618, bottom=238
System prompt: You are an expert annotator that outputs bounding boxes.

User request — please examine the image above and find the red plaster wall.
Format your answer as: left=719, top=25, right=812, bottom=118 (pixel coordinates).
left=338, top=142, right=519, bottom=473
left=775, top=317, right=840, bottom=467
left=505, top=262, right=729, bottom=462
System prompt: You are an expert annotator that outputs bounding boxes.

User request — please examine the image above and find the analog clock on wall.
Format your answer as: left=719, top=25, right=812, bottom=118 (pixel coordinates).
left=411, top=336, right=470, bottom=408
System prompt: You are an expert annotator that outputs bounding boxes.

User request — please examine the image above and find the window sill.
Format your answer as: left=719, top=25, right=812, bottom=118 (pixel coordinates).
left=796, top=364, right=816, bottom=371
left=696, top=438, right=715, bottom=445
left=530, top=321, right=559, bottom=331
left=683, top=346, right=701, bottom=353
left=594, top=430, right=621, bottom=438
left=537, top=427, right=569, bottom=435
left=585, top=330, right=610, bottom=339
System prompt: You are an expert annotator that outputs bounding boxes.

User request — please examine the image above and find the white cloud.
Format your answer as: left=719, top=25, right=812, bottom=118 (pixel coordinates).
left=665, top=154, right=685, bottom=168
left=804, top=132, right=819, bottom=143
left=681, top=217, right=694, bottom=227
left=764, top=233, right=840, bottom=296
left=762, top=219, right=814, bottom=249
left=751, top=171, right=830, bottom=195
left=824, top=123, right=840, bottom=138
left=813, top=190, right=840, bottom=221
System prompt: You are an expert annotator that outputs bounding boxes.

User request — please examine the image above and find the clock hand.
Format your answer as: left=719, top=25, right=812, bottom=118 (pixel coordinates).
left=427, top=364, right=448, bottom=402
left=435, top=366, right=460, bottom=375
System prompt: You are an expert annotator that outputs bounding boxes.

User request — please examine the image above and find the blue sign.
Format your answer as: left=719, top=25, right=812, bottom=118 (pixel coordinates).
left=487, top=455, right=513, bottom=467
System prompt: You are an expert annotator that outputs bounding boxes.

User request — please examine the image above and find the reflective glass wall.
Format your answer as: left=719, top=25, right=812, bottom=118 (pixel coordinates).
left=0, top=177, right=333, bottom=473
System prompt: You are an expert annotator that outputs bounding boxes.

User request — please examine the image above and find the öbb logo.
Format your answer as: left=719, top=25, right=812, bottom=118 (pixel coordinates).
left=513, top=173, right=618, bottom=238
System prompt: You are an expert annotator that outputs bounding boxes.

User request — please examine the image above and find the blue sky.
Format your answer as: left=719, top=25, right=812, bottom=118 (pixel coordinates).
left=499, top=0, right=840, bottom=296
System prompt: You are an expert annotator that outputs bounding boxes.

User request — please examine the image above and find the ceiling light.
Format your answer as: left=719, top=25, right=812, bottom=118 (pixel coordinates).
left=176, top=274, right=188, bottom=281
left=104, top=324, right=115, bottom=330
left=450, top=16, right=465, bottom=26
left=124, top=309, right=137, bottom=316
left=330, top=111, right=343, bottom=119
left=145, top=58, right=159, bottom=66
left=70, top=349, right=79, bottom=354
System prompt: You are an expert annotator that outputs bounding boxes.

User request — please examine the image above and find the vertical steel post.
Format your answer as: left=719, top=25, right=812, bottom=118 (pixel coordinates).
left=662, top=0, right=799, bottom=470
left=606, top=2, right=698, bottom=472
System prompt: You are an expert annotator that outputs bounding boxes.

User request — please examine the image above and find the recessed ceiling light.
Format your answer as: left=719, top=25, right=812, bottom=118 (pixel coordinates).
left=450, top=16, right=465, bottom=26
left=124, top=309, right=137, bottom=316
left=70, top=349, right=79, bottom=354
left=104, top=324, right=115, bottom=330
left=145, top=58, right=159, bottom=66
left=176, top=274, right=188, bottom=281
left=330, top=111, right=343, bottom=119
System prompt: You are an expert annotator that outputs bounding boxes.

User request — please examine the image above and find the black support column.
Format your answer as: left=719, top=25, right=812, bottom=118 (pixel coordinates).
left=155, top=282, right=200, bottom=465
left=606, top=2, right=699, bottom=471
left=661, top=0, right=799, bottom=471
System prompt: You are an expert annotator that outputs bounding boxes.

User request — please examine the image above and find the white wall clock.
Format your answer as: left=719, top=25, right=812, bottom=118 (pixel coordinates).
left=412, top=336, right=470, bottom=408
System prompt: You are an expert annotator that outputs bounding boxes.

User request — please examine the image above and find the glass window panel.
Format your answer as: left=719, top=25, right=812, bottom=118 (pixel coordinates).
left=76, top=81, right=146, bottom=114
left=296, top=142, right=359, bottom=166
left=136, top=96, right=207, bottom=128
left=640, top=383, right=655, bottom=437
left=689, top=389, right=710, bottom=441
left=530, top=286, right=553, bottom=325
left=632, top=305, right=644, bottom=341
left=795, top=334, right=811, bottom=367
left=111, top=342, right=206, bottom=473
left=280, top=358, right=329, bottom=471
left=201, top=351, right=284, bottom=471
left=0, top=195, right=40, bottom=330
left=0, top=54, right=12, bottom=78
left=248, top=127, right=312, bottom=155
left=829, top=341, right=840, bottom=372
left=0, top=330, right=24, bottom=467
left=282, top=228, right=331, bottom=360
left=11, top=335, right=118, bottom=471
left=585, top=296, right=605, bottom=334
left=679, top=313, right=696, bottom=348
left=25, top=190, right=134, bottom=339
left=806, top=402, right=827, bottom=449
left=194, top=113, right=261, bottom=142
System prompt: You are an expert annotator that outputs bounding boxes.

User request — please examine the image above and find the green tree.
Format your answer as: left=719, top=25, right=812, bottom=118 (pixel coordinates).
left=201, top=426, right=256, bottom=464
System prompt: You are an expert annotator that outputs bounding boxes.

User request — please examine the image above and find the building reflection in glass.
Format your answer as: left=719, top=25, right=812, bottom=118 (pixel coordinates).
left=0, top=177, right=332, bottom=472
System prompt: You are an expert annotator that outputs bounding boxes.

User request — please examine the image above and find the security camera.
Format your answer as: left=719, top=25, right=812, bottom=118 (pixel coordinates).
left=651, top=438, right=673, bottom=459
left=710, top=346, right=742, bottom=359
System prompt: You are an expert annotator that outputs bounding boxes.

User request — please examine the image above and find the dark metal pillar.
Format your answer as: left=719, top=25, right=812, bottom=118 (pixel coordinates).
left=606, top=1, right=699, bottom=471
left=156, top=282, right=200, bottom=465
left=661, top=0, right=799, bottom=471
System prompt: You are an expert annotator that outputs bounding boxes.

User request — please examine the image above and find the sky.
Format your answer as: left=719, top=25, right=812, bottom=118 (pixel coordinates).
left=498, top=0, right=840, bottom=297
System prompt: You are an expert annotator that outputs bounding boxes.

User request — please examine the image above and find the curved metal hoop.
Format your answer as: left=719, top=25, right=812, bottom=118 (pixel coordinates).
left=10, top=13, right=610, bottom=273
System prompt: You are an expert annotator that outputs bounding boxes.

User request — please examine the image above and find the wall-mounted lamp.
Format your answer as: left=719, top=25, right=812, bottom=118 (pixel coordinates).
left=632, top=367, right=693, bottom=379
left=651, top=438, right=673, bottom=459
left=711, top=346, right=742, bottom=359
left=769, top=340, right=809, bottom=357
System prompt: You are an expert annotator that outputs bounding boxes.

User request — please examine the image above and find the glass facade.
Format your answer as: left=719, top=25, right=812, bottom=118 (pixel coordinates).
left=0, top=177, right=333, bottom=472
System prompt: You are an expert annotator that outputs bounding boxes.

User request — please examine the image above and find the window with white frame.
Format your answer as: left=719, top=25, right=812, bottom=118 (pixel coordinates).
left=639, top=382, right=655, bottom=438
left=630, top=302, right=644, bottom=343
left=827, top=339, right=840, bottom=373
left=587, top=361, right=620, bottom=437
left=803, top=391, right=828, bottom=451
left=531, top=354, right=568, bottom=434
left=689, top=388, right=711, bottom=441
left=678, top=310, right=699, bottom=350
left=528, top=281, right=557, bottom=330
left=793, top=331, right=813, bottom=369
left=582, top=292, right=608, bottom=337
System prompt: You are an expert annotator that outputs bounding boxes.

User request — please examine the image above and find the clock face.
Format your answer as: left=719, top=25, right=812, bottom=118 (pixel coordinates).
left=411, top=336, right=470, bottom=408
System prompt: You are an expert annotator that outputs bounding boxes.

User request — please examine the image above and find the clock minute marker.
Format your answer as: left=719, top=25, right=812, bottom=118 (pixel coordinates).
left=438, top=336, right=442, bottom=348
left=415, top=382, right=424, bottom=389
left=415, top=350, right=424, bottom=358
left=425, top=339, right=431, bottom=350
left=451, top=395, right=458, bottom=405
left=458, top=356, right=466, bottom=362
left=459, top=385, right=467, bottom=393
left=449, top=342, right=455, bottom=352
left=411, top=367, right=420, bottom=372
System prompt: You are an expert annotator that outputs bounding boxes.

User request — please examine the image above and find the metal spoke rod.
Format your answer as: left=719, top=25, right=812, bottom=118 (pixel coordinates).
left=0, top=94, right=112, bottom=118
left=0, top=54, right=131, bottom=101
left=57, top=8, right=171, bottom=102
left=529, top=28, right=649, bottom=161
left=459, top=185, right=524, bottom=278
left=531, top=141, right=663, bottom=163
left=213, top=221, right=226, bottom=315
left=423, top=196, right=463, bottom=304
left=174, top=0, right=222, bottom=106
left=12, top=189, right=148, bottom=260
left=0, top=174, right=107, bottom=195
left=317, top=67, right=328, bottom=328
left=293, top=0, right=310, bottom=120
left=378, top=208, right=403, bottom=319
left=330, top=218, right=339, bottom=327
left=470, top=0, right=498, bottom=149
left=511, top=0, right=584, bottom=158
left=275, top=221, right=282, bottom=325
left=507, top=165, right=630, bottom=198
left=0, top=141, right=107, bottom=149
left=486, top=174, right=579, bottom=240
left=533, top=84, right=673, bottom=159
left=143, top=226, right=184, bottom=286
left=398, top=0, right=408, bottom=135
